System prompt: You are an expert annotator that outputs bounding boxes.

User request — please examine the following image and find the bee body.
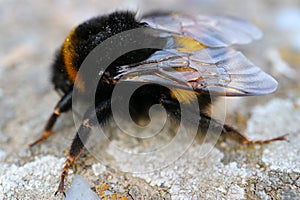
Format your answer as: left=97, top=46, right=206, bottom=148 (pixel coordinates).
left=29, top=11, right=286, bottom=197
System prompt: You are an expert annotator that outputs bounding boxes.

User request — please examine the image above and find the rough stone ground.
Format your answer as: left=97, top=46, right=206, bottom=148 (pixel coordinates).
left=0, top=0, right=300, bottom=199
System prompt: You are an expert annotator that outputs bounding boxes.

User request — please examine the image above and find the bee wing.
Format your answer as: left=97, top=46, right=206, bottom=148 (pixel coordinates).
left=114, top=48, right=277, bottom=96
left=141, top=13, right=262, bottom=47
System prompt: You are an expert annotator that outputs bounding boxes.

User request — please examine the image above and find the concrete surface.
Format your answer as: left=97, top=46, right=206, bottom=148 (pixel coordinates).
left=0, top=0, right=300, bottom=199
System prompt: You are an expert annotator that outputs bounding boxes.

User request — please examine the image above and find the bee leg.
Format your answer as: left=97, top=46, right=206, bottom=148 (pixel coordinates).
left=160, top=98, right=287, bottom=144
left=55, top=123, right=89, bottom=197
left=199, top=112, right=288, bottom=144
left=223, top=124, right=288, bottom=144
left=55, top=99, right=111, bottom=196
left=29, top=92, right=73, bottom=147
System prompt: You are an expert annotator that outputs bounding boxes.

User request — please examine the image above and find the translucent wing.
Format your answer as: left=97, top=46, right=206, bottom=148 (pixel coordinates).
left=114, top=48, right=277, bottom=96
left=141, top=13, right=262, bottom=47
left=112, top=14, right=275, bottom=96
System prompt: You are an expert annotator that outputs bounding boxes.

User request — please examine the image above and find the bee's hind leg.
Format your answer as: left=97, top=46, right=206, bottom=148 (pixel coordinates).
left=160, top=97, right=287, bottom=144
left=199, top=113, right=288, bottom=144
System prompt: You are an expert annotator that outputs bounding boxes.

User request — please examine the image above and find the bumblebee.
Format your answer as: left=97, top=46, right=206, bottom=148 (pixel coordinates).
left=29, top=11, right=287, bottom=196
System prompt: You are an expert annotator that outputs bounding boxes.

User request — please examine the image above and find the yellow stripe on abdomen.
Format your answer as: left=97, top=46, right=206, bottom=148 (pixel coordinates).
left=170, top=88, right=198, bottom=104
left=173, top=36, right=207, bottom=52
